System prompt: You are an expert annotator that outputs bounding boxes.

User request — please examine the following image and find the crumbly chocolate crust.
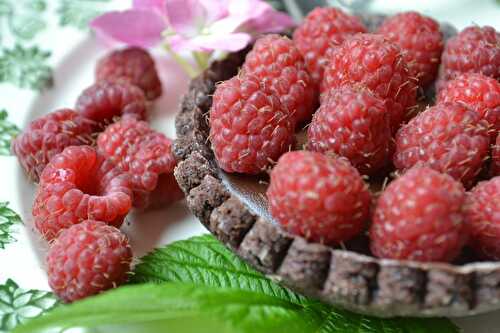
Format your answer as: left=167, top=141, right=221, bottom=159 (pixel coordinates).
left=173, top=30, right=500, bottom=318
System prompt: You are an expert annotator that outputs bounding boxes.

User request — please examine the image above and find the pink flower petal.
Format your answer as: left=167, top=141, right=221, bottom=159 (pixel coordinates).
left=90, top=9, right=167, bottom=47
left=248, top=8, right=296, bottom=33
left=165, top=0, right=207, bottom=36
left=169, top=33, right=251, bottom=52
left=132, top=0, right=167, bottom=16
left=199, top=0, right=229, bottom=24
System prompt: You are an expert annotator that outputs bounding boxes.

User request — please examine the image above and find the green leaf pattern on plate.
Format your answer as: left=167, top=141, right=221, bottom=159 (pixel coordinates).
left=0, top=201, right=21, bottom=249
left=57, top=0, right=112, bottom=30
left=0, top=0, right=47, bottom=42
left=0, top=44, right=52, bottom=90
left=0, top=110, right=19, bottom=156
left=0, top=279, right=59, bottom=333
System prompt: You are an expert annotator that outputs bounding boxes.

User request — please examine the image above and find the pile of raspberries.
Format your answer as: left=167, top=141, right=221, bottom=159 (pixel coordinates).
left=209, top=8, right=500, bottom=263
left=12, top=47, right=184, bottom=302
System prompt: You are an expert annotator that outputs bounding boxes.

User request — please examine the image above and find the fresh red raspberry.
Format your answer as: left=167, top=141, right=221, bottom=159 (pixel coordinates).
left=307, top=85, right=392, bottom=175
left=464, top=177, right=500, bottom=260
left=242, top=34, right=317, bottom=125
left=321, top=33, right=418, bottom=133
left=492, top=133, right=500, bottom=176
left=11, top=109, right=94, bottom=182
left=437, top=73, right=500, bottom=136
left=292, top=7, right=367, bottom=84
left=370, top=167, right=467, bottom=262
left=438, top=26, right=500, bottom=89
left=96, top=47, right=162, bottom=100
left=97, top=117, right=183, bottom=209
left=75, top=81, right=147, bottom=131
left=394, top=102, right=490, bottom=187
left=377, top=11, right=444, bottom=88
left=33, top=146, right=133, bottom=240
left=209, top=74, right=295, bottom=174
left=47, top=220, right=132, bottom=302
left=267, top=151, right=371, bottom=245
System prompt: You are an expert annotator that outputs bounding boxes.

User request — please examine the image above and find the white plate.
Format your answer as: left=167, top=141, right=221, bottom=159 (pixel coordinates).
left=1, top=2, right=500, bottom=332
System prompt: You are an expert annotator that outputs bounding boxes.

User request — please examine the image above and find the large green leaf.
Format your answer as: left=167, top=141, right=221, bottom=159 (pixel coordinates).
left=12, top=283, right=335, bottom=333
left=0, top=279, right=59, bottom=333
left=132, top=235, right=459, bottom=333
left=131, top=234, right=303, bottom=304
left=0, top=201, right=21, bottom=249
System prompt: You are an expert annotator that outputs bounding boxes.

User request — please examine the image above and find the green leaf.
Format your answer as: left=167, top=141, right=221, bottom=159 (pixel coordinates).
left=133, top=235, right=459, bottom=333
left=0, top=110, right=19, bottom=156
left=12, top=283, right=341, bottom=333
left=57, top=0, right=112, bottom=30
left=0, top=44, right=52, bottom=90
left=131, top=234, right=303, bottom=304
left=0, top=279, right=59, bottom=333
left=0, top=201, right=21, bottom=249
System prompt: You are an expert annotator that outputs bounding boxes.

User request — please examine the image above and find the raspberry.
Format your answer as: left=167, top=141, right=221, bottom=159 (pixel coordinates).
left=96, top=47, right=162, bottom=100
left=394, top=102, right=490, bottom=187
left=292, top=7, right=367, bottom=84
left=267, top=151, right=371, bottom=245
left=370, top=167, right=467, bottom=262
left=307, top=85, right=392, bottom=174
left=242, top=34, right=317, bottom=125
left=209, top=74, right=295, bottom=174
left=33, top=146, right=133, bottom=240
left=97, top=117, right=183, bottom=209
left=465, top=177, right=500, bottom=260
left=12, top=109, right=94, bottom=182
left=438, top=26, right=500, bottom=89
left=321, top=33, right=418, bottom=133
left=47, top=220, right=132, bottom=302
left=492, top=133, right=500, bottom=176
left=437, top=73, right=500, bottom=136
left=377, top=11, right=444, bottom=87
left=75, top=81, right=147, bottom=131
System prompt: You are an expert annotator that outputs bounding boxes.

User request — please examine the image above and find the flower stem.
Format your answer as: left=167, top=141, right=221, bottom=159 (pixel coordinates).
left=193, top=51, right=211, bottom=72
left=163, top=43, right=198, bottom=78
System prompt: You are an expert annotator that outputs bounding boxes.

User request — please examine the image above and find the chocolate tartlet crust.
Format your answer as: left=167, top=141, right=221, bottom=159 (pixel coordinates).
left=173, top=38, right=500, bottom=318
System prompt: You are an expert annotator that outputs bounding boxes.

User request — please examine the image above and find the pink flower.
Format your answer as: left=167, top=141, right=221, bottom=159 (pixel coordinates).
left=90, top=0, right=295, bottom=52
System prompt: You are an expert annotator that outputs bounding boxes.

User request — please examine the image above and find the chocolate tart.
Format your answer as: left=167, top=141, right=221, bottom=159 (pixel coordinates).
left=173, top=24, right=500, bottom=318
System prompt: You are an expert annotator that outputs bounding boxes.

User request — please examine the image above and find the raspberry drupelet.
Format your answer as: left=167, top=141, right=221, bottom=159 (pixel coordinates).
left=464, top=177, right=500, bottom=260
left=370, top=167, right=467, bottom=262
left=267, top=151, right=371, bottom=245
left=377, top=11, right=444, bottom=88
left=393, top=102, right=490, bottom=187
left=12, top=109, right=94, bottom=182
left=47, top=220, right=132, bottom=302
left=75, top=81, right=147, bottom=131
left=96, top=47, right=162, bottom=100
left=209, top=74, right=295, bottom=174
left=437, top=72, right=500, bottom=137
left=293, top=7, right=367, bottom=85
left=307, top=84, right=392, bottom=175
left=438, top=25, right=500, bottom=90
left=33, top=145, right=133, bottom=240
left=97, top=117, right=183, bottom=209
left=242, top=34, right=317, bottom=125
left=321, top=33, right=418, bottom=133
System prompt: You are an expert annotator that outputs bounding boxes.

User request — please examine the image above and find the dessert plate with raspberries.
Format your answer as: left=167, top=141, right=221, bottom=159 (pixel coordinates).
left=174, top=7, right=500, bottom=318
